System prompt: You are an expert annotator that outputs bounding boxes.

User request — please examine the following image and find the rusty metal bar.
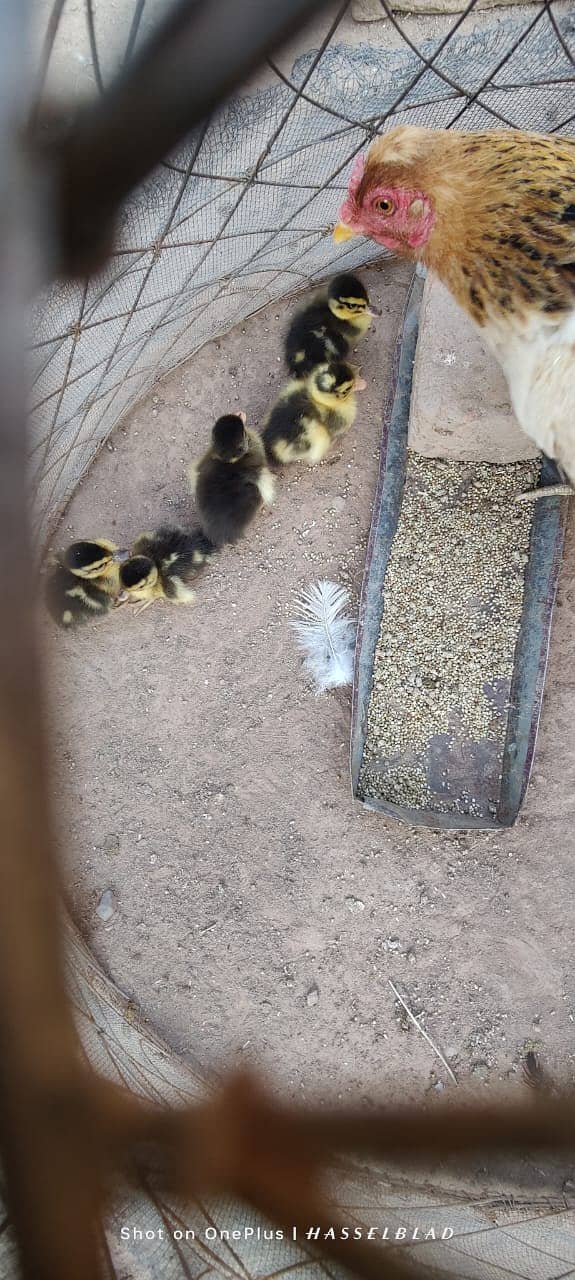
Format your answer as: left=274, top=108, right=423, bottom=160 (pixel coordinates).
left=0, top=4, right=105, bottom=1277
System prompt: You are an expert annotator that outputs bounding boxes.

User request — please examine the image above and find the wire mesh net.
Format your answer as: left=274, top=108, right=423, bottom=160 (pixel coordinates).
left=21, top=2, right=575, bottom=1277
left=31, top=0, right=575, bottom=542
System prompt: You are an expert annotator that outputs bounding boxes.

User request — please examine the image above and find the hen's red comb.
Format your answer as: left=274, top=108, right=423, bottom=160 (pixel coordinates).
left=348, top=152, right=365, bottom=197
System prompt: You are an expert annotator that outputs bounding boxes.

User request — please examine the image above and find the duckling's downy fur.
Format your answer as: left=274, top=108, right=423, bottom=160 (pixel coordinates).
left=119, top=525, right=215, bottom=606
left=46, top=538, right=125, bottom=628
left=45, top=566, right=115, bottom=628
left=188, top=414, right=275, bottom=546
left=262, top=361, right=362, bottom=465
left=284, top=272, right=374, bottom=378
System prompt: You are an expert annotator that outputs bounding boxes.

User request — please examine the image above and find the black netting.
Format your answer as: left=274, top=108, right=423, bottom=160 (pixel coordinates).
left=30, top=0, right=575, bottom=539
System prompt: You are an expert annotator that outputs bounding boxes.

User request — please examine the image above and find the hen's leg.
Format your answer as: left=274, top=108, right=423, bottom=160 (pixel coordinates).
left=515, top=483, right=574, bottom=502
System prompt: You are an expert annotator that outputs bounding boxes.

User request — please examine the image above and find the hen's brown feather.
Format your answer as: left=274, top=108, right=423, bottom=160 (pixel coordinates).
left=363, top=127, right=575, bottom=329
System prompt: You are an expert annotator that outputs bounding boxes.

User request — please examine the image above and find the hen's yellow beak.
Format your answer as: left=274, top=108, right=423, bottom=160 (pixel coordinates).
left=333, top=222, right=356, bottom=243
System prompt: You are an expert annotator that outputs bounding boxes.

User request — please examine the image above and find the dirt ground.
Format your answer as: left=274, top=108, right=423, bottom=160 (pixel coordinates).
left=45, top=260, right=575, bottom=1108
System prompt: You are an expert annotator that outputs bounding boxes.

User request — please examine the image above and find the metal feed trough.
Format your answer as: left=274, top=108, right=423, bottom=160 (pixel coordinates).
left=350, top=270, right=569, bottom=830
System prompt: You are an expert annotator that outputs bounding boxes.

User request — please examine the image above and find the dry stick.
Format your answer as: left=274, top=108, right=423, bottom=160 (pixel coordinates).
left=388, top=979, right=458, bottom=1086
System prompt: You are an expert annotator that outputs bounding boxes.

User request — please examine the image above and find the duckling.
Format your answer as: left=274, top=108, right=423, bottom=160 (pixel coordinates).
left=45, top=538, right=127, bottom=629
left=117, top=525, right=215, bottom=610
left=262, top=360, right=366, bottom=465
left=188, top=412, right=275, bottom=546
left=284, top=273, right=379, bottom=378
left=45, top=564, right=114, bottom=628
left=64, top=539, right=126, bottom=591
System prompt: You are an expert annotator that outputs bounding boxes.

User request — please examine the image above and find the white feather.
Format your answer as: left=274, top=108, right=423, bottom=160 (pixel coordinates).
left=290, top=580, right=356, bottom=693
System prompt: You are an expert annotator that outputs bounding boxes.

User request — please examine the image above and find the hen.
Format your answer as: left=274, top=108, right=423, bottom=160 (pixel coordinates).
left=335, top=126, right=575, bottom=486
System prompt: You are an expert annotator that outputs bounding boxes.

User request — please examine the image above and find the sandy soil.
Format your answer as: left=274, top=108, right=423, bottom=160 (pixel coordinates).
left=45, top=260, right=575, bottom=1108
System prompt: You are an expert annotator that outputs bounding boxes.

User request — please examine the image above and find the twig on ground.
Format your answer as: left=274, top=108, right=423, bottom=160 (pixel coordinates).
left=388, top=979, right=458, bottom=1086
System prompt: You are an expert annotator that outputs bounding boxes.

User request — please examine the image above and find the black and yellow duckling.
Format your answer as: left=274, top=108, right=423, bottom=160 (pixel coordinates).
left=284, top=273, right=379, bottom=378
left=117, top=525, right=215, bottom=611
left=45, top=538, right=128, bottom=629
left=188, top=412, right=275, bottom=546
left=262, top=360, right=366, bottom=466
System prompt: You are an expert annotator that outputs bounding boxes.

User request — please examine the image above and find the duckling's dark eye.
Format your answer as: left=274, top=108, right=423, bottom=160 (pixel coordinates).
left=375, top=198, right=394, bottom=214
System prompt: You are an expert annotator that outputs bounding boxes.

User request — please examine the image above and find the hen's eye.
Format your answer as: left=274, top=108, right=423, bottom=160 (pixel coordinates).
left=375, top=197, right=394, bottom=214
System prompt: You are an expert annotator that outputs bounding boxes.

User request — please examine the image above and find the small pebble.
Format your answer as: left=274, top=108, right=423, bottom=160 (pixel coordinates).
left=345, top=896, right=365, bottom=913
left=96, top=889, right=116, bottom=922
left=306, top=985, right=319, bottom=1007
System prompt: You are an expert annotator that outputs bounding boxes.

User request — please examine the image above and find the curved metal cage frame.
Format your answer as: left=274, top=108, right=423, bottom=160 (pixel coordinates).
left=0, top=2, right=572, bottom=1278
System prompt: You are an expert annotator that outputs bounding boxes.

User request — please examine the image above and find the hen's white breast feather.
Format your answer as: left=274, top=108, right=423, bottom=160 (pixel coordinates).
left=481, top=309, right=575, bottom=478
